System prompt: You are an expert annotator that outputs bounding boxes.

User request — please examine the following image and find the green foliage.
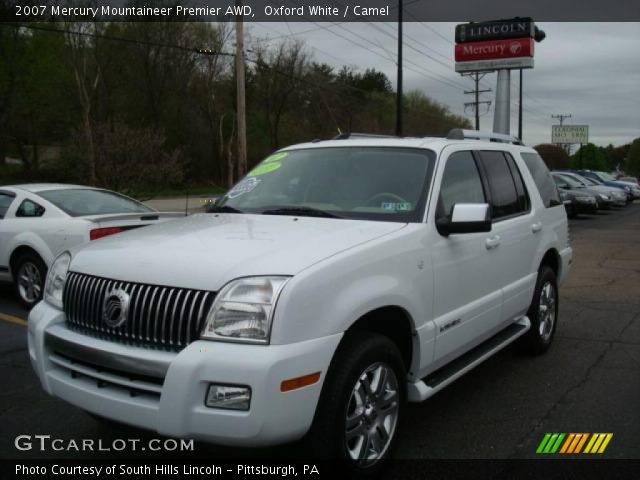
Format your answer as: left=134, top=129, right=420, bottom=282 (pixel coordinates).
left=626, top=138, right=640, bottom=177
left=534, top=144, right=570, bottom=169
left=570, top=143, right=609, bottom=171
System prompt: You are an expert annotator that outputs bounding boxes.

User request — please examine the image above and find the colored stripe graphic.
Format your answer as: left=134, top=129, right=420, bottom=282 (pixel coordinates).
left=536, top=433, right=552, bottom=453
left=538, top=433, right=613, bottom=454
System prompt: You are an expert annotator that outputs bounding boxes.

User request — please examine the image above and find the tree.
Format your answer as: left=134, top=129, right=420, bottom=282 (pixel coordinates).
left=252, top=41, right=308, bottom=150
left=626, top=138, right=640, bottom=177
left=534, top=144, right=571, bottom=169
left=571, top=143, right=609, bottom=171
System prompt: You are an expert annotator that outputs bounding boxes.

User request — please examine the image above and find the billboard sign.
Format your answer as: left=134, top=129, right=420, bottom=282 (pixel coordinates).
left=455, top=19, right=535, bottom=43
left=552, top=125, right=589, bottom=144
left=455, top=38, right=534, bottom=62
left=455, top=57, right=534, bottom=73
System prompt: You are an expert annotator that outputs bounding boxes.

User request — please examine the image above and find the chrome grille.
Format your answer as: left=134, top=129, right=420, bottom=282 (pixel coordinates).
left=63, top=272, right=215, bottom=350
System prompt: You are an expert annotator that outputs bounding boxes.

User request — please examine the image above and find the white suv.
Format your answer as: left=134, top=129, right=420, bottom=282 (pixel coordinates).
left=28, top=130, right=571, bottom=470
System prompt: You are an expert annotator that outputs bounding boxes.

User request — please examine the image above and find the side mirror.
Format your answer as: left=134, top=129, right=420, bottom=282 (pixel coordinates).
left=436, top=203, right=491, bottom=236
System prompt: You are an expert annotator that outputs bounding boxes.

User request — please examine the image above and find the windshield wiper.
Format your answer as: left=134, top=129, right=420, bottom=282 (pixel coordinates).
left=261, top=206, right=343, bottom=219
left=207, top=205, right=245, bottom=214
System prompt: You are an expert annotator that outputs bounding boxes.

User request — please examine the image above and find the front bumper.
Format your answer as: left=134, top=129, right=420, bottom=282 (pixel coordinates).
left=575, top=200, right=598, bottom=214
left=28, top=302, right=342, bottom=447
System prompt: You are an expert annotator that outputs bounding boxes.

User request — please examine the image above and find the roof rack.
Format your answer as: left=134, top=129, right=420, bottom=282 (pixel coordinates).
left=332, top=132, right=398, bottom=140
left=446, top=129, right=523, bottom=145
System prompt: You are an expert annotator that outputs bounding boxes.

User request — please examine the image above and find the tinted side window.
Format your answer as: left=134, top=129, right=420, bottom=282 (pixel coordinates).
left=478, top=151, right=521, bottom=220
left=16, top=199, right=46, bottom=218
left=521, top=152, right=562, bottom=208
left=0, top=193, right=15, bottom=219
left=437, top=151, right=486, bottom=219
left=504, top=152, right=531, bottom=213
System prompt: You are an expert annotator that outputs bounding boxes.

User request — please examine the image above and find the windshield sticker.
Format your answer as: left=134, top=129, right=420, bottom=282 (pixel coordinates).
left=264, top=152, right=288, bottom=163
left=227, top=177, right=261, bottom=198
left=248, top=161, right=282, bottom=177
left=382, top=202, right=412, bottom=211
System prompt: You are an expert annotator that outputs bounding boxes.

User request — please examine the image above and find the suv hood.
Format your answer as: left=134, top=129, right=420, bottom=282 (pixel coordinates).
left=70, top=213, right=406, bottom=290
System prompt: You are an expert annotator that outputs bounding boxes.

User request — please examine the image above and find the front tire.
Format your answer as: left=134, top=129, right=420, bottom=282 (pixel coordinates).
left=306, top=332, right=406, bottom=472
left=521, top=265, right=558, bottom=355
left=13, top=252, right=47, bottom=310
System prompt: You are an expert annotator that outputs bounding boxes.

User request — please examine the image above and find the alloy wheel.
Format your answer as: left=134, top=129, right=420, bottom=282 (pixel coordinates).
left=345, top=362, right=399, bottom=465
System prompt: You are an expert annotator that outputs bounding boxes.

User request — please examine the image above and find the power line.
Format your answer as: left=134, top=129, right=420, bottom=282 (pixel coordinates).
left=0, top=22, right=235, bottom=57
left=462, top=72, right=491, bottom=130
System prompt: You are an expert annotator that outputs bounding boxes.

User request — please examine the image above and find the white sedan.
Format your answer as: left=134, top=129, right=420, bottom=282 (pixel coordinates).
left=0, top=184, right=183, bottom=309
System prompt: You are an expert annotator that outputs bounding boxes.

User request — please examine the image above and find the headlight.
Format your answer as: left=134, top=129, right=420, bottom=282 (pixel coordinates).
left=44, top=252, right=71, bottom=310
left=599, top=194, right=609, bottom=201
left=201, top=276, right=290, bottom=344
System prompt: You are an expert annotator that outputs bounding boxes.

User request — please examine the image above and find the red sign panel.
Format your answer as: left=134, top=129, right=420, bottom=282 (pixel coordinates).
left=455, top=37, right=534, bottom=62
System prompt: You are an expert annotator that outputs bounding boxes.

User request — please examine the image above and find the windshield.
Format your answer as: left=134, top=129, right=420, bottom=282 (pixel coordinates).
left=579, top=176, right=600, bottom=186
left=216, top=147, right=435, bottom=222
left=554, top=174, right=583, bottom=189
left=596, top=171, right=616, bottom=182
left=566, top=174, right=589, bottom=187
left=39, top=189, right=153, bottom=217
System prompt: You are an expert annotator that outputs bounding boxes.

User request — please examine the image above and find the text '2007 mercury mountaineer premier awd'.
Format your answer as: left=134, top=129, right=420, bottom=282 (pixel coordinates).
left=29, top=129, right=571, bottom=470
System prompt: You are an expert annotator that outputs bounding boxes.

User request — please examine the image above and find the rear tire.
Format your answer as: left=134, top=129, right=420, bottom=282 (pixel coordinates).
left=305, top=332, right=406, bottom=474
left=521, top=265, right=558, bottom=355
left=13, top=252, right=47, bottom=310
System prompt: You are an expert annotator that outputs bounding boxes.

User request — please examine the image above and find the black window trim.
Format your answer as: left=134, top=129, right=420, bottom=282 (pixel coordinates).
left=474, top=149, right=532, bottom=224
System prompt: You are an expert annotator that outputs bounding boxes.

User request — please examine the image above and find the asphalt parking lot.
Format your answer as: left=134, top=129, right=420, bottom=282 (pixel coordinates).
left=1, top=205, right=638, bottom=461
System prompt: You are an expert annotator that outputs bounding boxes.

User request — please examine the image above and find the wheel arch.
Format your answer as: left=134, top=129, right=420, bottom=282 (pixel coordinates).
left=9, top=245, right=47, bottom=278
left=343, top=305, right=416, bottom=373
left=540, top=248, right=560, bottom=278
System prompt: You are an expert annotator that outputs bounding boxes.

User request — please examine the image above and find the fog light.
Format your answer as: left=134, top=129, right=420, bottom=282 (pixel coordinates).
left=205, top=384, right=251, bottom=411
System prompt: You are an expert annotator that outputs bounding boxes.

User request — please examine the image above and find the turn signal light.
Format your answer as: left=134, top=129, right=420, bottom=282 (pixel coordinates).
left=90, top=227, right=123, bottom=241
left=280, top=372, right=321, bottom=392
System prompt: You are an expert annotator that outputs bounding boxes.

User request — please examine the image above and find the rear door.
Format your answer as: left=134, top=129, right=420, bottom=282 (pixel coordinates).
left=477, top=150, right=538, bottom=321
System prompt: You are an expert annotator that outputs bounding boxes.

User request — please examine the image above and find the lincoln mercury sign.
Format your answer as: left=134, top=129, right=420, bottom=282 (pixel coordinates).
left=455, top=19, right=535, bottom=43
left=455, top=38, right=534, bottom=62
left=552, top=125, right=589, bottom=144
left=454, top=18, right=542, bottom=73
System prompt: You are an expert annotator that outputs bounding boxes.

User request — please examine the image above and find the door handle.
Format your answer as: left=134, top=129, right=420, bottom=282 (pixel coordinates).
left=531, top=222, right=543, bottom=233
left=485, top=235, right=501, bottom=250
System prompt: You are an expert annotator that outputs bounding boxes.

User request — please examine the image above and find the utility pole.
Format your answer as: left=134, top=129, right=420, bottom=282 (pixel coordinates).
left=395, top=0, right=403, bottom=136
left=235, top=3, right=247, bottom=179
left=463, top=72, right=491, bottom=130
left=552, top=114, right=572, bottom=154
left=552, top=113, right=572, bottom=126
left=518, top=69, right=523, bottom=141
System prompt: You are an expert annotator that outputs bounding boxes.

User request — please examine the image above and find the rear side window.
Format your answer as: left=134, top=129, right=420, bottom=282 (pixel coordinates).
left=478, top=151, right=526, bottom=220
left=437, top=151, right=486, bottom=219
left=0, top=193, right=14, bottom=219
left=16, top=199, right=46, bottom=218
left=521, top=152, right=562, bottom=208
left=38, top=189, right=152, bottom=217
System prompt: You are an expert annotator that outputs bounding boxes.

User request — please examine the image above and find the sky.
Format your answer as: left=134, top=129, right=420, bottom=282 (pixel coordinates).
left=248, top=22, right=640, bottom=148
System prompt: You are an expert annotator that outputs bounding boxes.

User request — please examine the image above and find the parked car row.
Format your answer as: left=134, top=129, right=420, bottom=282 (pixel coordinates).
left=552, top=169, right=637, bottom=218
